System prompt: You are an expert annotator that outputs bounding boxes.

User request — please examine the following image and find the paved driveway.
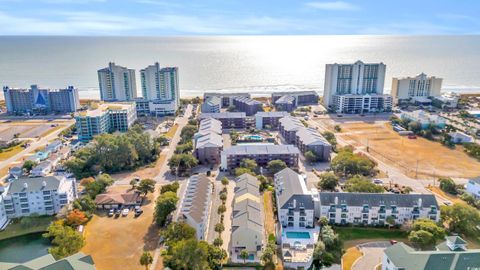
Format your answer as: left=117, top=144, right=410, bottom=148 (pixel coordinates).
left=352, top=241, right=391, bottom=270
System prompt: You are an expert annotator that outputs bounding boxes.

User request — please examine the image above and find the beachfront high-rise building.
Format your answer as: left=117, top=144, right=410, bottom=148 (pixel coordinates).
left=391, top=73, right=443, bottom=104
left=98, top=62, right=137, bottom=101
left=3, top=85, right=80, bottom=114
left=136, top=63, right=180, bottom=116
left=323, top=60, right=392, bottom=113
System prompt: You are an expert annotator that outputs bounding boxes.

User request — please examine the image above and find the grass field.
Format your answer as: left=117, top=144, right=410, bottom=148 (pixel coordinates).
left=263, top=191, right=275, bottom=236
left=336, top=227, right=408, bottom=248
left=0, top=143, right=26, bottom=161
left=342, top=247, right=363, bottom=270
left=337, top=122, right=480, bottom=178
left=165, top=124, right=179, bottom=139
left=0, top=216, right=54, bottom=241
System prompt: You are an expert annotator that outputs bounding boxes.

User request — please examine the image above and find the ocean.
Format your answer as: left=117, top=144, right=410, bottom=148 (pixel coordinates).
left=1, top=35, right=480, bottom=99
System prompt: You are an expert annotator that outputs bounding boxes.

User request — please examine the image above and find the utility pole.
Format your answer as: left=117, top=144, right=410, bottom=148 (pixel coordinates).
left=415, top=159, right=419, bottom=179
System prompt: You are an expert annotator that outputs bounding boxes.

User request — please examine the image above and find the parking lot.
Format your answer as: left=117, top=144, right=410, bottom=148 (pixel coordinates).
left=82, top=185, right=161, bottom=270
left=353, top=241, right=392, bottom=270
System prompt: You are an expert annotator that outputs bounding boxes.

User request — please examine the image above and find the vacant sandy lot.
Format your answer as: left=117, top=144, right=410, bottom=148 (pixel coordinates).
left=82, top=185, right=160, bottom=270
left=337, top=121, right=480, bottom=178
left=0, top=120, right=71, bottom=140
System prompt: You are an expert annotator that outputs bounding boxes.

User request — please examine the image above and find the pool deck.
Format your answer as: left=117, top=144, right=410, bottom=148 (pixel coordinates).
left=281, top=227, right=320, bottom=268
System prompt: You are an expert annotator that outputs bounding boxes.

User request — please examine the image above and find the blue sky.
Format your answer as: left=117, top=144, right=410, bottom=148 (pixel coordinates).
left=0, top=0, right=478, bottom=35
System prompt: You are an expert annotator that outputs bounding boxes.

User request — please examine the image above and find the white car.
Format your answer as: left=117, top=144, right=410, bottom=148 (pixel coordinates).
left=122, top=208, right=130, bottom=216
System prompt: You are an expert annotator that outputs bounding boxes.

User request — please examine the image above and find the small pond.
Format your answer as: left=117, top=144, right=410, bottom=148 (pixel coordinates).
left=0, top=232, right=51, bottom=263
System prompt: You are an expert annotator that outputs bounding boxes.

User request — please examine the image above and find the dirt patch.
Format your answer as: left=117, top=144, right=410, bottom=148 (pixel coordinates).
left=263, top=191, right=275, bottom=236
left=342, top=247, right=363, bottom=270
left=82, top=185, right=161, bottom=270
left=337, top=122, right=480, bottom=179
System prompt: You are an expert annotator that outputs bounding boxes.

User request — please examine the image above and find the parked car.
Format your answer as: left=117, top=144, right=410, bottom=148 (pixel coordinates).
left=122, top=208, right=130, bottom=216
left=135, top=208, right=144, bottom=217
left=373, top=179, right=383, bottom=185
left=108, top=209, right=115, bottom=217
left=390, top=240, right=398, bottom=245
left=114, top=209, right=121, bottom=218
left=408, top=135, right=417, bottom=139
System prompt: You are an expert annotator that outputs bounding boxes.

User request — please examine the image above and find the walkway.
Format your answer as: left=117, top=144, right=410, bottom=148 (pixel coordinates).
left=352, top=242, right=391, bottom=270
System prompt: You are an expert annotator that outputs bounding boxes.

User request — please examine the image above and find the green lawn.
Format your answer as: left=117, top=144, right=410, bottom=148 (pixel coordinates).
left=0, top=216, right=55, bottom=241
left=336, top=226, right=409, bottom=248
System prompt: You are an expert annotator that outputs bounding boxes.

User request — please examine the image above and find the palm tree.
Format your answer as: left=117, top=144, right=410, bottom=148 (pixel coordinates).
left=139, top=251, right=153, bottom=270
left=240, top=249, right=249, bottom=264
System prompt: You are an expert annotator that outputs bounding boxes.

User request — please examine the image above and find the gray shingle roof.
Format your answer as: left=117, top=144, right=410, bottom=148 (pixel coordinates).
left=234, top=96, right=262, bottom=105
left=274, top=168, right=312, bottom=210
left=275, top=95, right=295, bottom=105
left=255, top=111, right=290, bottom=118
left=232, top=199, right=263, bottom=234
left=199, top=112, right=246, bottom=119
left=295, top=127, right=330, bottom=146
left=181, top=174, right=212, bottom=224
left=235, top=173, right=260, bottom=197
left=7, top=176, right=63, bottom=194
left=272, top=91, right=318, bottom=97
left=195, top=133, right=223, bottom=148
left=319, top=192, right=439, bottom=208
left=470, top=176, right=480, bottom=185
left=279, top=116, right=304, bottom=131
left=385, top=241, right=480, bottom=270
left=222, top=144, right=300, bottom=155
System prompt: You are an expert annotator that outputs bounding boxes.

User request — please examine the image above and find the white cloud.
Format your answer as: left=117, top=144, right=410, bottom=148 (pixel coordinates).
left=306, top=1, right=359, bottom=11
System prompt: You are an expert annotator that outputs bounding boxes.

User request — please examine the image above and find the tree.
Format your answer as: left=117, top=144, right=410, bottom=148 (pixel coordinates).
left=305, top=151, right=318, bottom=164
left=43, top=220, right=84, bottom=259
left=156, top=135, right=170, bottom=146
left=80, top=177, right=95, bottom=186
left=162, top=239, right=210, bottom=270
left=439, top=177, right=457, bottom=194
left=312, top=240, right=326, bottom=268
left=321, top=225, right=337, bottom=247
left=239, top=249, right=249, bottom=264
left=240, top=158, right=257, bottom=171
left=161, top=222, right=196, bottom=246
left=175, top=141, right=193, bottom=154
left=66, top=209, right=88, bottom=227
left=408, top=230, right=435, bottom=250
left=136, top=178, right=156, bottom=197
left=403, top=186, right=413, bottom=194
left=227, top=105, right=236, bottom=112
left=317, top=172, right=339, bottom=191
left=214, top=223, right=225, bottom=233
left=84, top=174, right=114, bottom=198
left=154, top=191, right=178, bottom=226
left=72, top=196, right=96, bottom=214
left=22, top=160, right=38, bottom=173
left=345, top=175, right=384, bottom=193
left=207, top=245, right=227, bottom=270
left=213, top=237, right=223, bottom=246
left=460, top=193, right=477, bottom=207
left=410, top=218, right=445, bottom=241
left=129, top=179, right=138, bottom=190
left=217, top=204, right=226, bottom=214
left=408, top=121, right=422, bottom=134
left=331, top=148, right=376, bottom=177
left=322, top=131, right=337, bottom=150
left=219, top=192, right=227, bottom=201
left=180, top=124, right=198, bottom=143
left=334, top=125, right=341, bottom=132
left=267, top=159, right=287, bottom=174
left=97, top=173, right=114, bottom=186
left=139, top=251, right=153, bottom=270
left=161, top=182, right=180, bottom=194
left=441, top=204, right=480, bottom=237
left=386, top=216, right=396, bottom=229
left=319, top=216, right=329, bottom=227
left=234, top=167, right=254, bottom=177
left=221, top=177, right=229, bottom=186
left=168, top=154, right=199, bottom=176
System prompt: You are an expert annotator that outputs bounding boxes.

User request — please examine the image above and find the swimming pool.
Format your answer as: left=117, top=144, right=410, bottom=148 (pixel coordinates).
left=245, top=135, right=263, bottom=140
left=285, top=231, right=310, bottom=239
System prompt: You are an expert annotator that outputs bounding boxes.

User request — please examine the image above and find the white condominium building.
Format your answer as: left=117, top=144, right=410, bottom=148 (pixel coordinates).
left=140, top=63, right=179, bottom=105
left=98, top=62, right=137, bottom=101
left=1, top=176, right=77, bottom=223
left=324, top=60, right=391, bottom=113
left=391, top=73, right=443, bottom=104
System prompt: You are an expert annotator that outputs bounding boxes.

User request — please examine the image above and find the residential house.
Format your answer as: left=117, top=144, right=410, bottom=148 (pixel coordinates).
left=94, top=191, right=142, bottom=209
left=179, top=174, right=212, bottom=240
left=201, top=96, right=221, bottom=113
left=382, top=236, right=480, bottom=270
left=31, top=160, right=53, bottom=177
left=449, top=131, right=474, bottom=144
left=466, top=177, right=480, bottom=199
left=318, top=192, right=440, bottom=226
left=401, top=110, right=446, bottom=130
left=274, top=168, right=319, bottom=270
left=230, top=173, right=264, bottom=263
left=294, top=127, right=332, bottom=161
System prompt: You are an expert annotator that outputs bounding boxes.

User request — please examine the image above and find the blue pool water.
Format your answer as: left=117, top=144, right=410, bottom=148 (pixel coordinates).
left=285, top=231, right=310, bottom=239
left=245, top=135, right=263, bottom=140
